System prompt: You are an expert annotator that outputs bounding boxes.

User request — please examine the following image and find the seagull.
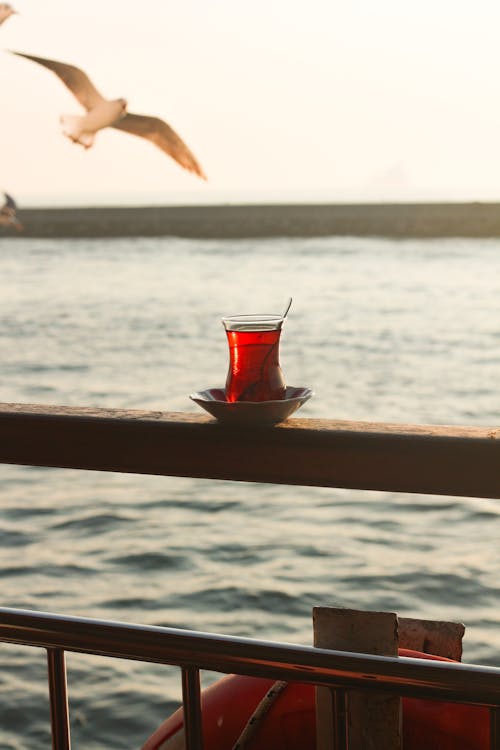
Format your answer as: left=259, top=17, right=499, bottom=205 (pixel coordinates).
left=10, top=51, right=207, bottom=180
left=0, top=3, right=17, bottom=26
left=0, top=192, right=23, bottom=231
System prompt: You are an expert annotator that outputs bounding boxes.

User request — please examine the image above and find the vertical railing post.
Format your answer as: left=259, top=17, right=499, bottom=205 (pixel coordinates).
left=46, top=648, right=71, bottom=750
left=490, top=707, right=500, bottom=750
left=181, top=666, right=204, bottom=750
left=331, top=689, right=348, bottom=750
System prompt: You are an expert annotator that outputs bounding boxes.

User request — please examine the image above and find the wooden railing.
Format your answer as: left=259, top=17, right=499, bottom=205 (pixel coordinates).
left=1, top=402, right=500, bottom=750
left=1, top=402, right=499, bottom=497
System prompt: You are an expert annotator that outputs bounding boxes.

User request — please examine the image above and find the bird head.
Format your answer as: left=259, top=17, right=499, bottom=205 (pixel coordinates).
left=107, top=98, right=127, bottom=125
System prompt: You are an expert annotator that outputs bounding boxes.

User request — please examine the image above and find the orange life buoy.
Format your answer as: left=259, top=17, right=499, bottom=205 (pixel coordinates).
left=141, top=649, right=490, bottom=750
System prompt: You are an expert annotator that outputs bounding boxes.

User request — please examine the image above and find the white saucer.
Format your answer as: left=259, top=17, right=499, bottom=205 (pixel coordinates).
left=189, top=386, right=314, bottom=425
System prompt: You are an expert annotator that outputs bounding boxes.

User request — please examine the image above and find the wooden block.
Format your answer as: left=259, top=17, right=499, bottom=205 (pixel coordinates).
left=313, top=607, right=401, bottom=750
left=398, top=617, right=465, bottom=661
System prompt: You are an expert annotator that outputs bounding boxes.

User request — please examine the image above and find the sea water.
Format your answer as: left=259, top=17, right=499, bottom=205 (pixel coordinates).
left=1, top=234, right=499, bottom=748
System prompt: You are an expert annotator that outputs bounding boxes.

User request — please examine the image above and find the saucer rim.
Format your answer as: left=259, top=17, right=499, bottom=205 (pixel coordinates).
left=189, top=386, right=314, bottom=407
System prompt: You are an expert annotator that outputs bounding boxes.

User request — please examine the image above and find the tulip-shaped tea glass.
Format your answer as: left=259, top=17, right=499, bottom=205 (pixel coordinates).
left=222, top=313, right=286, bottom=403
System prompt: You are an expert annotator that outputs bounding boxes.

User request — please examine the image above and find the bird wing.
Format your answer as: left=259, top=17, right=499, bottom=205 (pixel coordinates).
left=3, top=192, right=17, bottom=210
left=112, top=112, right=207, bottom=180
left=10, top=51, right=105, bottom=111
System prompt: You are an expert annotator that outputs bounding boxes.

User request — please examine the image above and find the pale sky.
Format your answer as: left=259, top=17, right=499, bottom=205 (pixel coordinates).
left=3, top=0, right=500, bottom=206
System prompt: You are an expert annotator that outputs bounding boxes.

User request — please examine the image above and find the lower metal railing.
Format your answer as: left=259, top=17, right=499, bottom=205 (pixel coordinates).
left=1, top=606, right=500, bottom=750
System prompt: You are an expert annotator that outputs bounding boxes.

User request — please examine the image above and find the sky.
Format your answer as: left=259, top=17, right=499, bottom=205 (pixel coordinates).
left=2, top=0, right=500, bottom=206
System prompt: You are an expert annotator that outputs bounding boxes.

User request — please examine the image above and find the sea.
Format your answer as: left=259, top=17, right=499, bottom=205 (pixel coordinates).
left=1, top=232, right=500, bottom=748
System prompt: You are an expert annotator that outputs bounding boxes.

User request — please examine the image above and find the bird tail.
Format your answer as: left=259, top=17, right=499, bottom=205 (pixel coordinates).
left=60, top=115, right=95, bottom=149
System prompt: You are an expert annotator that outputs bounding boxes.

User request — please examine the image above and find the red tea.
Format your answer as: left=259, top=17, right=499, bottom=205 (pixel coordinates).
left=225, top=326, right=286, bottom=402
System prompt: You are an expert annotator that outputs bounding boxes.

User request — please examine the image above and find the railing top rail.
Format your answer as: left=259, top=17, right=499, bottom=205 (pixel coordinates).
left=1, top=607, right=500, bottom=707
left=1, top=402, right=499, bottom=498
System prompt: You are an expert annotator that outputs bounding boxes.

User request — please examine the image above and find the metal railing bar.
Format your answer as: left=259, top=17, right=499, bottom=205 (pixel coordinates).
left=491, top=706, right=500, bottom=750
left=332, top=689, right=348, bottom=750
left=1, top=403, right=499, bottom=498
left=317, top=687, right=348, bottom=750
left=1, top=608, right=499, bottom=707
left=46, top=648, right=71, bottom=750
left=181, top=666, right=204, bottom=750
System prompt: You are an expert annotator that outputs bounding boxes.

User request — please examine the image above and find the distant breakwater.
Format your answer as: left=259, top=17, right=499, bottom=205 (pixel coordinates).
left=4, top=202, right=500, bottom=239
